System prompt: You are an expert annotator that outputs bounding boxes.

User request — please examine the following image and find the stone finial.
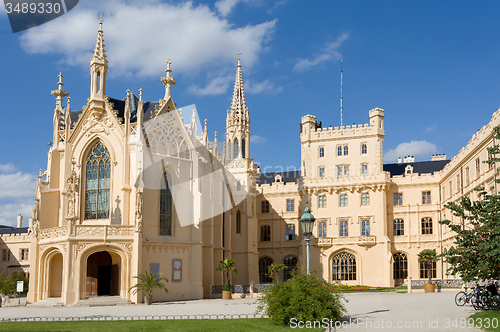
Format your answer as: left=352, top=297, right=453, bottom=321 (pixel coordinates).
left=161, top=59, right=176, bottom=100
left=139, top=88, right=143, bottom=101
left=51, top=72, right=69, bottom=104
left=93, top=13, right=106, bottom=60
left=203, top=119, right=208, bottom=147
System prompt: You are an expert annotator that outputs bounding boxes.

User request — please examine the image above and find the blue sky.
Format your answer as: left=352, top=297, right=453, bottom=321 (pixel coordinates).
left=1, top=0, right=500, bottom=226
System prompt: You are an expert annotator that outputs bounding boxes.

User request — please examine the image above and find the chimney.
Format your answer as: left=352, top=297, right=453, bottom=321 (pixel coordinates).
left=397, top=157, right=402, bottom=164
left=17, top=214, right=23, bottom=228
left=431, top=154, right=447, bottom=161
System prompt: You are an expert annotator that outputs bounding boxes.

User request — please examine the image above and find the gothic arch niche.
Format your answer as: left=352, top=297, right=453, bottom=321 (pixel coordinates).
left=82, top=140, right=112, bottom=221
left=50, top=252, right=64, bottom=297
left=84, top=251, right=121, bottom=297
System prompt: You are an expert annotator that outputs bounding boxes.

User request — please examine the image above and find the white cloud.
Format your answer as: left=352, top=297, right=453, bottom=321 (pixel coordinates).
left=251, top=135, right=267, bottom=143
left=0, top=171, right=37, bottom=200
left=384, top=140, right=439, bottom=162
left=245, top=79, right=282, bottom=94
left=187, top=75, right=232, bottom=96
left=19, top=0, right=276, bottom=78
left=0, top=163, right=16, bottom=173
left=425, top=125, right=437, bottom=132
left=293, top=32, right=349, bottom=72
left=0, top=203, right=33, bottom=227
left=215, top=0, right=242, bottom=17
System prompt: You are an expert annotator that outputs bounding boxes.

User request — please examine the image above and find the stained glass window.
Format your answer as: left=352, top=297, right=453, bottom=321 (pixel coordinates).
left=160, top=171, right=172, bottom=236
left=85, top=142, right=111, bottom=220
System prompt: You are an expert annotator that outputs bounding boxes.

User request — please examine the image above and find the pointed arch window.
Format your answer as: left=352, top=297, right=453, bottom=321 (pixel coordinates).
left=283, top=256, right=298, bottom=281
left=241, top=138, right=246, bottom=158
left=159, top=171, right=173, bottom=236
left=393, top=252, right=408, bottom=281
left=236, top=210, right=241, bottom=234
left=332, top=252, right=356, bottom=281
left=234, top=139, right=239, bottom=159
left=85, top=142, right=111, bottom=220
left=259, top=257, right=273, bottom=283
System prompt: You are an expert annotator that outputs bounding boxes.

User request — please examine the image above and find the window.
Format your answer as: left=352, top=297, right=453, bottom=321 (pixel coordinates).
left=318, top=195, right=326, bottom=208
left=241, top=139, right=246, bottom=158
left=260, top=225, right=271, bottom=242
left=476, top=157, right=482, bottom=175
left=343, top=145, right=349, bottom=155
left=337, top=146, right=342, bottom=156
left=283, top=256, right=297, bottom=281
left=2, top=249, right=10, bottom=261
left=393, top=219, right=404, bottom=236
left=339, top=194, right=348, bottom=207
left=421, top=217, right=432, bottom=235
left=457, top=174, right=460, bottom=192
left=339, top=220, right=348, bottom=237
left=394, top=193, right=402, bottom=206
left=361, top=192, right=370, bottom=206
left=393, top=252, right=408, bottom=280
left=361, top=143, right=367, bottom=154
left=318, top=221, right=327, bottom=238
left=20, top=249, right=29, bottom=261
left=332, top=252, right=356, bottom=281
left=259, top=257, right=273, bottom=283
left=361, top=219, right=370, bottom=236
left=419, top=258, right=437, bottom=279
left=361, top=164, right=368, bottom=176
left=159, top=171, right=173, bottom=236
left=319, top=167, right=325, bottom=179
left=465, top=167, right=470, bottom=185
left=286, top=199, right=295, bottom=212
left=234, top=138, right=239, bottom=159
left=449, top=181, right=452, bottom=196
left=344, top=166, right=349, bottom=177
left=337, top=166, right=342, bottom=178
left=261, top=201, right=270, bottom=213
left=319, top=147, right=324, bottom=158
left=422, top=191, right=431, bottom=204
left=285, top=224, right=296, bottom=240
left=236, top=211, right=241, bottom=234
left=85, top=141, right=111, bottom=220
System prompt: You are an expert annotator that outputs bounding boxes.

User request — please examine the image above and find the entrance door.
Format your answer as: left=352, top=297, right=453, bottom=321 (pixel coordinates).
left=86, top=251, right=114, bottom=297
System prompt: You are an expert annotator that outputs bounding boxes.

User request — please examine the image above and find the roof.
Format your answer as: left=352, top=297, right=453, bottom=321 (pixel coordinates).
left=257, top=170, right=301, bottom=185
left=70, top=93, right=159, bottom=128
left=383, top=160, right=450, bottom=176
left=0, top=226, right=29, bottom=235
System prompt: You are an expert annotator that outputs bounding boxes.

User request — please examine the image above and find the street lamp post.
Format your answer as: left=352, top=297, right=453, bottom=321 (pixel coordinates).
left=300, top=206, right=315, bottom=275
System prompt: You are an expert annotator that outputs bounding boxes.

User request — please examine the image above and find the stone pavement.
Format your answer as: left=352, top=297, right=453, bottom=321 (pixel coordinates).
left=0, top=291, right=485, bottom=331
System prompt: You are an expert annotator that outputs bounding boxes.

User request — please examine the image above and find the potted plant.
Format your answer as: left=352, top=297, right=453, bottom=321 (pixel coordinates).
left=216, top=258, right=237, bottom=299
left=418, top=249, right=439, bottom=293
left=129, top=271, right=169, bottom=305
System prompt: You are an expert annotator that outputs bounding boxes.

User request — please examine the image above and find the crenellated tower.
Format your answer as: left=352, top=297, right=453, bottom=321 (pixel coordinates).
left=89, top=14, right=108, bottom=108
left=226, top=52, right=250, bottom=160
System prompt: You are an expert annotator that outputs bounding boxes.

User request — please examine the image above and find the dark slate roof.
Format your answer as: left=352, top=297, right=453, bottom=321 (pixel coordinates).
left=383, top=160, right=450, bottom=176
left=0, top=225, right=29, bottom=235
left=258, top=170, right=301, bottom=185
left=70, top=93, right=159, bottom=127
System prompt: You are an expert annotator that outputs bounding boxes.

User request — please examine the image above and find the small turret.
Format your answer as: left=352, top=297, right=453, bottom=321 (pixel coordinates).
left=89, top=14, right=108, bottom=102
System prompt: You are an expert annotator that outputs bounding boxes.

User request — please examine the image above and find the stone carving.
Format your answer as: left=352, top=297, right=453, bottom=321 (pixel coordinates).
left=121, top=242, right=133, bottom=252
left=135, top=190, right=143, bottom=233
left=76, top=242, right=91, bottom=254
left=107, top=226, right=134, bottom=236
left=27, top=220, right=39, bottom=238
left=142, top=244, right=188, bottom=253
left=145, top=111, right=188, bottom=159
left=66, top=159, right=79, bottom=220
left=226, top=160, right=244, bottom=169
left=39, top=226, right=69, bottom=240
left=32, top=198, right=40, bottom=221
left=76, top=226, right=104, bottom=236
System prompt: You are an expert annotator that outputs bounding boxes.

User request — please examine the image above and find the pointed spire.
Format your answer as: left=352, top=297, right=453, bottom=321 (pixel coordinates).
left=161, top=59, right=176, bottom=100
left=93, top=13, right=106, bottom=61
left=203, top=119, right=208, bottom=148
left=125, top=89, right=131, bottom=118
left=137, top=88, right=144, bottom=128
left=231, top=51, right=247, bottom=115
left=213, top=131, right=218, bottom=156
left=65, top=96, right=71, bottom=127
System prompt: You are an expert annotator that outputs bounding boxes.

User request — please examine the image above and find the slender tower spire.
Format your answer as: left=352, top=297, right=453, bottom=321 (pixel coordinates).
left=226, top=51, right=250, bottom=160
left=89, top=13, right=108, bottom=102
left=340, top=57, right=343, bottom=127
left=51, top=72, right=68, bottom=146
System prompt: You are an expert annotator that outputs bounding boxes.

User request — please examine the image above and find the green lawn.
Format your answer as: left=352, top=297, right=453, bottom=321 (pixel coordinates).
left=0, top=318, right=324, bottom=331
left=470, top=311, right=500, bottom=332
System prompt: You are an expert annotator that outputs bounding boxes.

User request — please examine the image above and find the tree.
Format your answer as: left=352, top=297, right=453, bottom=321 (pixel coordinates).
left=418, top=249, right=439, bottom=284
left=256, top=271, right=347, bottom=326
left=439, top=126, right=500, bottom=282
left=216, top=258, right=237, bottom=290
left=267, top=263, right=285, bottom=282
left=129, top=271, right=168, bottom=305
left=9, top=272, right=29, bottom=295
left=0, top=272, right=14, bottom=295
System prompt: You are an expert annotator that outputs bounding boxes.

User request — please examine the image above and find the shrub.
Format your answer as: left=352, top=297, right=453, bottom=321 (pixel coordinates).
left=256, top=271, right=347, bottom=326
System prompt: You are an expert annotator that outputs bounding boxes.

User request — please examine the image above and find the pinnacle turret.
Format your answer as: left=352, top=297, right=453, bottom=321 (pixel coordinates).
left=230, top=51, right=248, bottom=115
left=89, top=13, right=108, bottom=102
left=92, top=13, right=106, bottom=61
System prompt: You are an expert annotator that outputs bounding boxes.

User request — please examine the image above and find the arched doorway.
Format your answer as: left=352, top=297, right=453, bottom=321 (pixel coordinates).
left=49, top=252, right=63, bottom=297
left=86, top=251, right=120, bottom=297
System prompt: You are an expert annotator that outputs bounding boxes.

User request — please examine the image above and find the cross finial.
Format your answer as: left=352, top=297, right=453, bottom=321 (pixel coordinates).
left=166, top=59, right=172, bottom=76
left=161, top=59, right=176, bottom=99
left=237, top=51, right=242, bottom=67
left=57, top=72, right=64, bottom=90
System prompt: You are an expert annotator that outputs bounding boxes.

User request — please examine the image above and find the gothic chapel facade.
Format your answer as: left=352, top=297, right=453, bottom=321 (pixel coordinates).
left=26, top=18, right=259, bottom=305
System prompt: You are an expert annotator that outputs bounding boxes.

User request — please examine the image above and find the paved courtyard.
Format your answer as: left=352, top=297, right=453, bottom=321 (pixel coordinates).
left=0, top=291, right=484, bottom=331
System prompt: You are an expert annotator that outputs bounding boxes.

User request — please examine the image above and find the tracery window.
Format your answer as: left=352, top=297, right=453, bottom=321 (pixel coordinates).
left=159, top=171, right=172, bottom=236
left=259, top=257, right=273, bottom=283
left=332, top=252, right=356, bottom=281
left=241, top=139, right=246, bottom=158
left=283, top=256, right=298, bottom=281
left=85, top=141, right=111, bottom=220
left=234, top=138, right=239, bottom=159
left=393, top=252, right=408, bottom=280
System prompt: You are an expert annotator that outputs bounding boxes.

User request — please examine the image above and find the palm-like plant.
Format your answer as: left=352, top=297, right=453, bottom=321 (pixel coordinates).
left=129, top=271, right=168, bottom=305
left=418, top=249, right=439, bottom=284
left=267, top=263, right=286, bottom=282
left=216, top=258, right=237, bottom=290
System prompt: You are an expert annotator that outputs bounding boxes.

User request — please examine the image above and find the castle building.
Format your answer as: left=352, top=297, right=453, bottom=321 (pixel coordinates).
left=1, top=17, right=500, bottom=305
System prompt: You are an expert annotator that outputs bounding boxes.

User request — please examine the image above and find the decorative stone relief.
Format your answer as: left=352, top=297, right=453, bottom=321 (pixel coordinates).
left=39, top=226, right=69, bottom=240
left=134, top=190, right=143, bottom=233
left=76, top=226, right=104, bottom=236
left=66, top=159, right=79, bottom=220
left=145, top=111, right=188, bottom=159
